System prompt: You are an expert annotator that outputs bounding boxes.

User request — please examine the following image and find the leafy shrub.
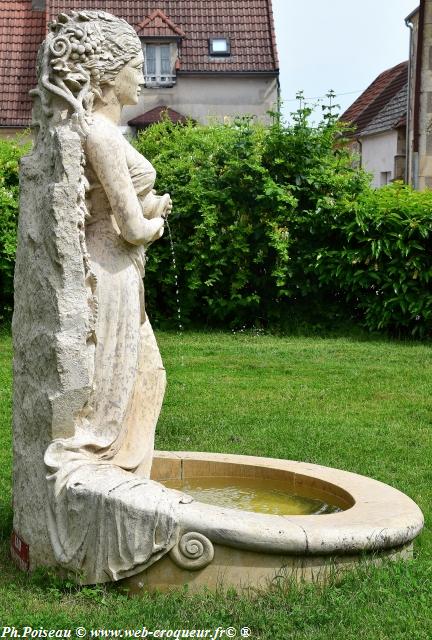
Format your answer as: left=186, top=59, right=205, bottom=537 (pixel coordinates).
left=315, top=182, right=432, bottom=336
left=0, top=136, right=29, bottom=314
left=134, top=105, right=367, bottom=329
left=134, top=116, right=291, bottom=326
left=259, top=104, right=369, bottom=324
left=2, top=111, right=431, bottom=337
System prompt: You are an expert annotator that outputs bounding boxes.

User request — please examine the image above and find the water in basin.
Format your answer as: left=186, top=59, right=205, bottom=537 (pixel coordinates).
left=163, top=476, right=341, bottom=515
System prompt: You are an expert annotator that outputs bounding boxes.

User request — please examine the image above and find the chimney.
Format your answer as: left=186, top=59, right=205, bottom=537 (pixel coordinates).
left=32, top=0, right=46, bottom=10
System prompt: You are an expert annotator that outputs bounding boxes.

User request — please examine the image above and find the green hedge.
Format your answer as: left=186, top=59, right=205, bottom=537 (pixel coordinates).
left=315, top=182, right=432, bottom=336
left=0, top=136, right=29, bottom=317
left=1, top=113, right=431, bottom=336
left=134, top=111, right=370, bottom=330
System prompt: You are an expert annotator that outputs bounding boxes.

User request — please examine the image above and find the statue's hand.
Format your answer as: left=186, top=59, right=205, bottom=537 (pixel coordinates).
left=144, top=192, right=172, bottom=220
left=144, top=216, right=165, bottom=245
left=162, top=196, right=172, bottom=220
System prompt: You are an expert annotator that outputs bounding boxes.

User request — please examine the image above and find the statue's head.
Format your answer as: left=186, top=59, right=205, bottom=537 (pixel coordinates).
left=37, top=10, right=143, bottom=124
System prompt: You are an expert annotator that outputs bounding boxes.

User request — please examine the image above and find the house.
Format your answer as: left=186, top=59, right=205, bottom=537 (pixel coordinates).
left=342, top=0, right=432, bottom=191
left=0, top=0, right=280, bottom=137
left=340, top=61, right=408, bottom=187
left=405, top=1, right=432, bottom=189
left=0, top=1, right=48, bottom=137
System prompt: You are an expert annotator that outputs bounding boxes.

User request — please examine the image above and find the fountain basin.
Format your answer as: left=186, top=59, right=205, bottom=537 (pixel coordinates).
left=122, top=451, right=424, bottom=592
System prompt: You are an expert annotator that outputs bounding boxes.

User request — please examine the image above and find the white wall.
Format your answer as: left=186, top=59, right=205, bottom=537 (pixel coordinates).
left=360, top=130, right=398, bottom=187
left=1, top=76, right=278, bottom=139
left=122, top=74, right=279, bottom=126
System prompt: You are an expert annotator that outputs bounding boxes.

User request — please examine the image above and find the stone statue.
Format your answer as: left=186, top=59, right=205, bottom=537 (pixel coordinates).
left=12, top=10, right=190, bottom=583
left=11, top=11, right=425, bottom=592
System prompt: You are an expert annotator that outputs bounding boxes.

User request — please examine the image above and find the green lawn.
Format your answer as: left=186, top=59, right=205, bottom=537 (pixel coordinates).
left=0, top=329, right=431, bottom=639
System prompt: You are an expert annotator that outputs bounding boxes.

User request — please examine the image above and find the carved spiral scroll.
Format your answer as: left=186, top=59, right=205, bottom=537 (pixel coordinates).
left=50, top=35, right=71, bottom=59
left=169, top=532, right=214, bottom=571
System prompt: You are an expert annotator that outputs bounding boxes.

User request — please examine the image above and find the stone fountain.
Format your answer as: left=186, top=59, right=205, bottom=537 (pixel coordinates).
left=11, top=10, right=423, bottom=591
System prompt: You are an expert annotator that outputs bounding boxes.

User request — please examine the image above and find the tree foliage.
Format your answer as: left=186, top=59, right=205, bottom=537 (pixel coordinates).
left=316, top=182, right=432, bottom=336
left=1, top=105, right=431, bottom=336
left=0, top=137, right=30, bottom=315
left=134, top=103, right=369, bottom=329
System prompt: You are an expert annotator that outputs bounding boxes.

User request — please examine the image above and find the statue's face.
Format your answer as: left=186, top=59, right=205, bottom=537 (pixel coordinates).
left=113, top=52, right=145, bottom=106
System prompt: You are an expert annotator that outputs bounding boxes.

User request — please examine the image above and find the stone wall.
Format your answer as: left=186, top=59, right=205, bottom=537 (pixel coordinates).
left=407, top=0, right=432, bottom=189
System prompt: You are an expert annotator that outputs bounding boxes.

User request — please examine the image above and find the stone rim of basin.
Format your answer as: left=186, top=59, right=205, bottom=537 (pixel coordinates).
left=153, top=450, right=424, bottom=557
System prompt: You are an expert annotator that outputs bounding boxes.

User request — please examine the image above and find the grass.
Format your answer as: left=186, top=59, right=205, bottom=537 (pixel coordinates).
left=0, top=328, right=431, bottom=638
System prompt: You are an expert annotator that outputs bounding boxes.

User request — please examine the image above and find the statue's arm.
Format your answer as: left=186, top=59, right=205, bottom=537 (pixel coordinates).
left=86, top=126, right=164, bottom=245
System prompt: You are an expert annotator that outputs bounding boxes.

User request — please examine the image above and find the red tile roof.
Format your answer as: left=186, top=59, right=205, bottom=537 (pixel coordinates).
left=340, top=61, right=408, bottom=135
left=1, top=1, right=278, bottom=127
left=48, top=1, right=279, bottom=73
left=0, top=2, right=47, bottom=126
left=136, top=9, right=185, bottom=38
left=128, top=105, right=188, bottom=127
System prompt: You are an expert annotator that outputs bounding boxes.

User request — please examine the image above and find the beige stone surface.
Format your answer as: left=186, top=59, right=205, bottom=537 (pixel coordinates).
left=13, top=122, right=88, bottom=571
left=13, top=10, right=179, bottom=584
left=407, top=0, right=432, bottom=187
left=120, top=451, right=424, bottom=592
left=124, top=541, right=414, bottom=594
left=123, top=75, right=279, bottom=128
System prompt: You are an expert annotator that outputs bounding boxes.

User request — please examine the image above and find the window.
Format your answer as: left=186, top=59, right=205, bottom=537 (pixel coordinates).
left=144, top=43, right=176, bottom=87
left=380, top=171, right=392, bottom=186
left=209, top=37, right=231, bottom=56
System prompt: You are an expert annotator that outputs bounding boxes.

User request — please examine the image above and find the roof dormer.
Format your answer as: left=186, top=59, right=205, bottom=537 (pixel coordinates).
left=136, top=10, right=185, bottom=88
left=136, top=9, right=185, bottom=39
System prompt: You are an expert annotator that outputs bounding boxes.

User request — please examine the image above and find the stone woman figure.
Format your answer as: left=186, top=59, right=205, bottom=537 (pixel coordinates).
left=14, top=10, right=184, bottom=583
left=68, top=13, right=172, bottom=475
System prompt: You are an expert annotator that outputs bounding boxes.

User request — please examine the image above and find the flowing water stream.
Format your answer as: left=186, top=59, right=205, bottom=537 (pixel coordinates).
left=165, top=219, right=183, bottom=332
